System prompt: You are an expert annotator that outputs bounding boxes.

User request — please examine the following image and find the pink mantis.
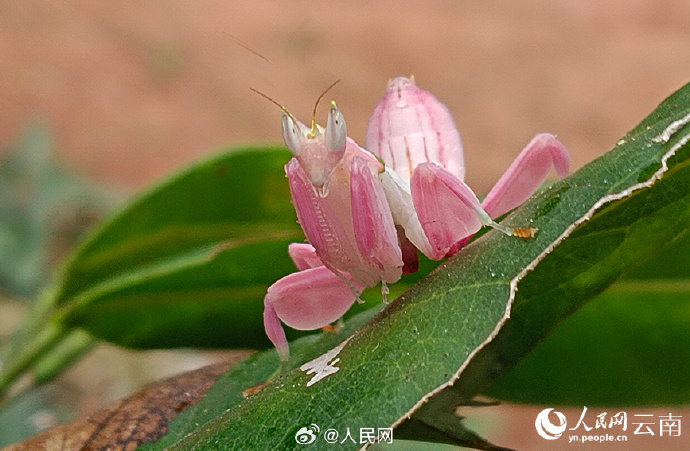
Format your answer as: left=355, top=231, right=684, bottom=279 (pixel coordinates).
left=263, top=77, right=569, bottom=360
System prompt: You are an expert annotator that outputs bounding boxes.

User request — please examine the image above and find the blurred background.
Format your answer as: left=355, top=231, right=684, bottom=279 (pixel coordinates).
left=1, top=1, right=690, bottom=448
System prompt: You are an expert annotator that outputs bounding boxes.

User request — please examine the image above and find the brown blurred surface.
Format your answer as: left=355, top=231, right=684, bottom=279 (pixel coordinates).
left=3, top=1, right=690, bottom=193
left=2, top=1, right=690, bottom=449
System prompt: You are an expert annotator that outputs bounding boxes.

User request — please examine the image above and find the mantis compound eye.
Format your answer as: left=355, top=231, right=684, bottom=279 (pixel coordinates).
left=325, top=101, right=347, bottom=153
left=281, top=113, right=303, bottom=156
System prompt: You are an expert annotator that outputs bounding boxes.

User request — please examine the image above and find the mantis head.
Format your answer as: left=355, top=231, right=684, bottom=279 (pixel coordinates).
left=281, top=100, right=347, bottom=187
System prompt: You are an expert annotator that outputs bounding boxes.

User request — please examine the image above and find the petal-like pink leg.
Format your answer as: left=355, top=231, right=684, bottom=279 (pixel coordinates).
left=411, top=162, right=511, bottom=259
left=267, top=267, right=360, bottom=330
left=288, top=243, right=323, bottom=270
left=481, top=133, right=569, bottom=218
left=350, top=156, right=403, bottom=285
left=263, top=265, right=362, bottom=360
left=263, top=301, right=289, bottom=361
left=411, top=163, right=484, bottom=259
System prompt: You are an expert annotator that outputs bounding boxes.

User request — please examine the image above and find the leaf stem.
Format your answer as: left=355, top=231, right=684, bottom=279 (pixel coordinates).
left=0, top=320, right=66, bottom=406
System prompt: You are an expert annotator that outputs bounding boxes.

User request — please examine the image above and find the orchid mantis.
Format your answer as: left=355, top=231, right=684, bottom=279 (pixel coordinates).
left=263, top=77, right=569, bottom=360
left=261, top=88, right=403, bottom=360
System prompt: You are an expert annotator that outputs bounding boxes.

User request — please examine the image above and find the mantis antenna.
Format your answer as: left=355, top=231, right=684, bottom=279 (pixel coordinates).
left=310, top=79, right=341, bottom=136
left=251, top=79, right=342, bottom=137
left=249, top=87, right=299, bottom=126
left=223, top=32, right=271, bottom=64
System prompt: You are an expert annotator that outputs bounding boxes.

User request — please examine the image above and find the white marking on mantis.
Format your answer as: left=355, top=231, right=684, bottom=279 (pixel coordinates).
left=381, top=110, right=690, bottom=440
left=300, top=336, right=353, bottom=387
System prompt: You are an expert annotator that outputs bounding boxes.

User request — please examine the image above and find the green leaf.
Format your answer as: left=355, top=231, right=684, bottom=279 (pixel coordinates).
left=395, top=393, right=510, bottom=450
left=145, top=84, right=690, bottom=449
left=442, top=89, right=690, bottom=410
left=140, top=306, right=383, bottom=450
left=0, top=145, right=305, bottom=402
left=483, top=230, right=690, bottom=406
left=52, top=146, right=303, bottom=348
